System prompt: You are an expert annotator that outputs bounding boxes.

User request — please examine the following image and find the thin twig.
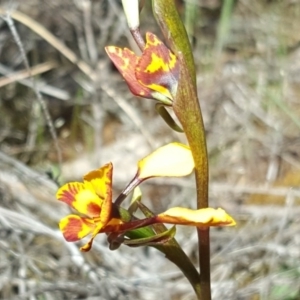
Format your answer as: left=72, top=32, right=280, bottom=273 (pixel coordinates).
left=3, top=12, right=62, bottom=172
left=0, top=61, right=58, bottom=88
left=81, top=0, right=98, bottom=64
left=0, top=63, right=70, bottom=100
left=0, top=8, right=96, bottom=80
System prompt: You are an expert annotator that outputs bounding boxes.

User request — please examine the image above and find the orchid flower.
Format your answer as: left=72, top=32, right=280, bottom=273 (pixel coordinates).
left=57, top=144, right=235, bottom=252
left=105, top=32, right=179, bottom=105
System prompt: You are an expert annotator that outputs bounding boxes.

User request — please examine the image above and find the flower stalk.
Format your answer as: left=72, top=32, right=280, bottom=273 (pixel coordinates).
left=56, top=2, right=237, bottom=298
left=121, top=0, right=145, bottom=50
left=152, top=0, right=210, bottom=299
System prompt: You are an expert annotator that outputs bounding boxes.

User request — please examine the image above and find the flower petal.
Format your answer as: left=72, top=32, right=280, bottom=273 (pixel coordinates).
left=81, top=218, right=125, bottom=252
left=105, top=45, right=172, bottom=105
left=80, top=237, right=95, bottom=252
left=82, top=163, right=113, bottom=229
left=157, top=207, right=236, bottom=227
left=56, top=182, right=101, bottom=218
left=83, top=163, right=113, bottom=200
left=79, top=218, right=125, bottom=252
left=137, top=143, right=194, bottom=179
left=59, top=215, right=95, bottom=242
left=93, top=163, right=113, bottom=227
left=136, top=32, right=179, bottom=100
left=122, top=0, right=139, bottom=30
left=56, top=182, right=83, bottom=207
left=105, top=46, right=153, bottom=98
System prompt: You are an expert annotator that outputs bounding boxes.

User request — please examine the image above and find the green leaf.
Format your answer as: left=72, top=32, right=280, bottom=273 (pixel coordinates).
left=124, top=226, right=176, bottom=247
left=155, top=103, right=184, bottom=132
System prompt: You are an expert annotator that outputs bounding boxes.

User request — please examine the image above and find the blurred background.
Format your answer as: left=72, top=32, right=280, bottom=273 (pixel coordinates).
left=0, top=0, right=300, bottom=299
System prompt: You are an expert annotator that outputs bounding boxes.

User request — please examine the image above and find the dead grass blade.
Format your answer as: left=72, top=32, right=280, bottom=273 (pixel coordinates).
left=0, top=7, right=96, bottom=80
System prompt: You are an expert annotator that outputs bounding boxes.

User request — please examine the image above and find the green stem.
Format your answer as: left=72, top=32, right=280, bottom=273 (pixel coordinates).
left=156, top=240, right=201, bottom=296
left=138, top=202, right=201, bottom=297
left=110, top=204, right=201, bottom=295
left=173, top=55, right=210, bottom=300
left=152, top=1, right=210, bottom=299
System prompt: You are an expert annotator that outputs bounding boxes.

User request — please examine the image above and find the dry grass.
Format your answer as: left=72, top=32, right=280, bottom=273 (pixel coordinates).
left=0, top=0, right=300, bottom=299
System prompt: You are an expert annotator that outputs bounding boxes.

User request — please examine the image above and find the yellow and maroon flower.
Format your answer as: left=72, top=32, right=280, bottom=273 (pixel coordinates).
left=57, top=146, right=236, bottom=252
left=105, top=32, right=179, bottom=105
left=56, top=163, right=123, bottom=251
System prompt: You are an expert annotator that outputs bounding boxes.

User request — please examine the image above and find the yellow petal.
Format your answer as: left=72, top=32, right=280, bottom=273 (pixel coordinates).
left=56, top=182, right=83, bottom=206
left=157, top=207, right=236, bottom=227
left=136, top=32, right=179, bottom=100
left=80, top=218, right=125, bottom=252
left=83, top=163, right=113, bottom=200
left=80, top=237, right=95, bottom=252
left=59, top=215, right=95, bottom=242
left=137, top=143, right=194, bottom=179
left=56, top=182, right=101, bottom=218
left=84, top=163, right=113, bottom=229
